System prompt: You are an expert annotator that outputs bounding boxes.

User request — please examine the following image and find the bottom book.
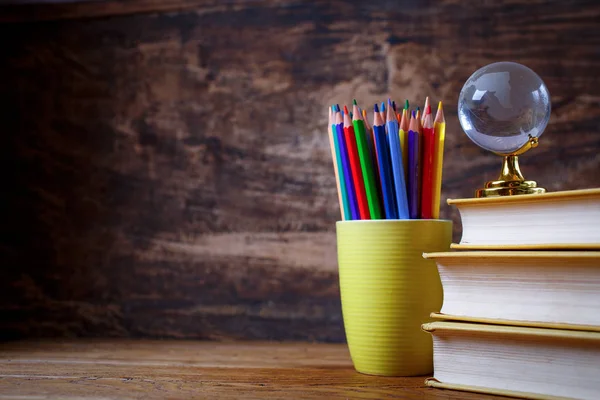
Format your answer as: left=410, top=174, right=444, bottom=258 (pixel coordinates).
left=421, top=321, right=600, bottom=400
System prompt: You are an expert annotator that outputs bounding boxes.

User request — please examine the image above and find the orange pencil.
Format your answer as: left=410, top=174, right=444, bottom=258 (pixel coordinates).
left=343, top=105, right=370, bottom=219
left=420, top=105, right=435, bottom=219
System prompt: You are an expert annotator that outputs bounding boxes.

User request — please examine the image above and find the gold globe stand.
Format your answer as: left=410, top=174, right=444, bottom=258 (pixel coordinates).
left=475, top=135, right=546, bottom=198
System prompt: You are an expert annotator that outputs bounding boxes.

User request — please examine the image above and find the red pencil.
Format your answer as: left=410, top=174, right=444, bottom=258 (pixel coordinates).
left=343, top=105, right=370, bottom=220
left=420, top=105, right=435, bottom=219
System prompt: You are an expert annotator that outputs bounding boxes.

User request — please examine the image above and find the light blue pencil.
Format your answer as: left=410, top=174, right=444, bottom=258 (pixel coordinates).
left=385, top=99, right=409, bottom=219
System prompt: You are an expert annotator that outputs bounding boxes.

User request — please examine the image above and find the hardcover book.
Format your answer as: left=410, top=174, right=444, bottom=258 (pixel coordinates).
left=422, top=251, right=600, bottom=328
left=447, top=188, right=600, bottom=250
left=422, top=322, right=600, bottom=400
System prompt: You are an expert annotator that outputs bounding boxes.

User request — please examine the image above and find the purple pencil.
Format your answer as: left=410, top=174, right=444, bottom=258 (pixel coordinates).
left=407, top=111, right=420, bottom=219
left=335, top=108, right=359, bottom=220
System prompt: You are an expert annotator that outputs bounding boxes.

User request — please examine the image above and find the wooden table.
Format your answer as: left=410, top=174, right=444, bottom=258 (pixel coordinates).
left=0, top=340, right=503, bottom=399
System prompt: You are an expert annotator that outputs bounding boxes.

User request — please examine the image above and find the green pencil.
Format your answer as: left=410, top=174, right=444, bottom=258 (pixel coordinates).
left=352, top=100, right=382, bottom=219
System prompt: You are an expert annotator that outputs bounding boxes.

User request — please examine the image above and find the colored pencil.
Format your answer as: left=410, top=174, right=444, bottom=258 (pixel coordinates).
left=420, top=105, right=435, bottom=219
left=415, top=107, right=423, bottom=211
left=407, top=111, right=420, bottom=219
left=399, top=108, right=409, bottom=183
left=373, top=104, right=397, bottom=219
left=343, top=105, right=370, bottom=219
left=363, top=107, right=384, bottom=209
left=386, top=99, right=409, bottom=219
left=380, top=102, right=386, bottom=124
left=361, top=108, right=376, bottom=167
left=328, top=106, right=347, bottom=220
left=353, top=102, right=382, bottom=219
left=421, top=96, right=430, bottom=126
left=431, top=101, right=446, bottom=219
left=335, top=109, right=359, bottom=220
left=361, top=108, right=374, bottom=156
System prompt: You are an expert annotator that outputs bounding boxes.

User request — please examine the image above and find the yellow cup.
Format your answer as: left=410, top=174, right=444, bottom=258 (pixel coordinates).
left=337, top=219, right=452, bottom=376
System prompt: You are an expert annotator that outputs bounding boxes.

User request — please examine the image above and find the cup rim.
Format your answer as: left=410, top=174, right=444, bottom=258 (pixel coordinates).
left=336, top=219, right=452, bottom=224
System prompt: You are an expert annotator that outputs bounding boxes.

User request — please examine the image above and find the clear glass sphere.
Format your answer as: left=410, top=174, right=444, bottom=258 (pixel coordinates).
left=458, top=62, right=551, bottom=155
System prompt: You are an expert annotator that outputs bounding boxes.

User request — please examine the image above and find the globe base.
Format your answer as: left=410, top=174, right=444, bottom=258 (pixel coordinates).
left=476, top=180, right=546, bottom=198
left=475, top=155, right=546, bottom=198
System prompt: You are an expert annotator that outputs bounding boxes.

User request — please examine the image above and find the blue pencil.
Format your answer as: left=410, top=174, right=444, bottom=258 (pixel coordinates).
left=385, top=99, right=409, bottom=219
left=372, top=104, right=397, bottom=219
left=335, top=111, right=359, bottom=220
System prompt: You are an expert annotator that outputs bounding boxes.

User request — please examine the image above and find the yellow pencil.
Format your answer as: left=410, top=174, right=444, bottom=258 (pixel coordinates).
left=328, top=106, right=345, bottom=220
left=431, top=101, right=446, bottom=219
left=399, top=108, right=409, bottom=182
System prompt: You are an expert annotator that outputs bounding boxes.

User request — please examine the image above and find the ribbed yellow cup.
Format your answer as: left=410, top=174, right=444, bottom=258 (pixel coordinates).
left=337, top=219, right=452, bottom=376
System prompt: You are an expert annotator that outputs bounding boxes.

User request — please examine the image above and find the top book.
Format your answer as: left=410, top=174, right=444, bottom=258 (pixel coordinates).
left=449, top=188, right=600, bottom=250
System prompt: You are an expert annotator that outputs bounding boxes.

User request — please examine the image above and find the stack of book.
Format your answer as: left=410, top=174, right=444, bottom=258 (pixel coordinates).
left=422, top=188, right=600, bottom=400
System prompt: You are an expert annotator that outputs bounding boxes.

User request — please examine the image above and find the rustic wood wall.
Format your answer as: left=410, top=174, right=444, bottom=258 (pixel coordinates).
left=1, top=0, right=598, bottom=341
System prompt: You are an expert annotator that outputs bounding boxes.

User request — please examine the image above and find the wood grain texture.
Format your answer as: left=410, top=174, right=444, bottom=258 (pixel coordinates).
left=0, top=0, right=599, bottom=341
left=0, top=339, right=506, bottom=399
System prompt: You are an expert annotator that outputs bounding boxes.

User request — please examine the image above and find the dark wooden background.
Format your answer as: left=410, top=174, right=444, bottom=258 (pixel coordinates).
left=1, top=0, right=598, bottom=341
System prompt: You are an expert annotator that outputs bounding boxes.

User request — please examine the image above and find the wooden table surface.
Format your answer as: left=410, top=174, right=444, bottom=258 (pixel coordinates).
left=0, top=340, right=505, bottom=399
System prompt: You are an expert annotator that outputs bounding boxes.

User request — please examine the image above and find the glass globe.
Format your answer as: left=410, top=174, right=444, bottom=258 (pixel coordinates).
left=458, top=62, right=551, bottom=155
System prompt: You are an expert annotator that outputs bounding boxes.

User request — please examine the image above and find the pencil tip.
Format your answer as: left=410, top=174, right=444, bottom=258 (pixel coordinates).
left=405, top=99, right=409, bottom=109
left=381, top=102, right=386, bottom=111
left=438, top=101, right=443, bottom=109
left=353, top=99, right=357, bottom=105
left=412, top=110, right=416, bottom=118
left=336, top=104, right=341, bottom=112
left=343, top=105, right=349, bottom=114
left=426, top=105, right=432, bottom=114
left=374, top=103, right=379, bottom=112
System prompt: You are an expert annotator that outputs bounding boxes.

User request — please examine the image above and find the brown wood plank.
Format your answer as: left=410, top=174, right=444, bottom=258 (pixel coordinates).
left=0, top=340, right=505, bottom=399
left=0, top=0, right=598, bottom=341
left=0, top=0, right=231, bottom=23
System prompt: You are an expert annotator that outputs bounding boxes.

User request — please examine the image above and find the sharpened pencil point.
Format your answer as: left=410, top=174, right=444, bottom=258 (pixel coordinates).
left=405, top=100, right=409, bottom=110
left=374, top=103, right=379, bottom=112
left=381, top=102, right=386, bottom=112
left=353, top=99, right=357, bottom=105
left=344, top=105, right=349, bottom=114
left=392, top=100, right=397, bottom=111
left=336, top=104, right=341, bottom=112
left=426, top=105, right=432, bottom=114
